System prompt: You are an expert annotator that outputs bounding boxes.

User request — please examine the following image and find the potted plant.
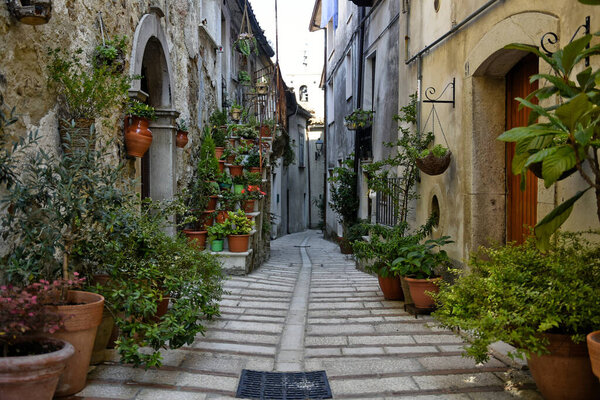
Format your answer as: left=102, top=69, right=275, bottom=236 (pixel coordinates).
left=256, top=76, right=269, bottom=95
left=329, top=157, right=359, bottom=241
left=415, top=144, right=452, bottom=176
left=242, top=184, right=266, bottom=213
left=390, top=235, right=452, bottom=309
left=433, top=233, right=600, bottom=399
left=344, top=109, right=374, bottom=130
left=217, top=173, right=233, bottom=192
left=212, top=126, right=227, bottom=160
left=125, top=100, right=156, bottom=158
left=216, top=191, right=240, bottom=222
left=244, top=149, right=262, bottom=173
left=207, top=221, right=229, bottom=252
left=238, top=125, right=258, bottom=145
left=230, top=102, right=243, bottom=122
left=235, top=33, right=258, bottom=57
left=228, top=150, right=245, bottom=177
left=93, top=35, right=127, bottom=73
left=224, top=209, right=254, bottom=252
left=238, top=70, right=252, bottom=86
left=232, top=173, right=247, bottom=194
left=0, top=281, right=75, bottom=399
left=47, top=47, right=131, bottom=153
left=260, top=119, right=276, bottom=138
left=176, top=118, right=189, bottom=148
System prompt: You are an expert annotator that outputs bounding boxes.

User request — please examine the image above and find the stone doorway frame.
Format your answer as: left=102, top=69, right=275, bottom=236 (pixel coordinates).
left=462, top=11, right=558, bottom=253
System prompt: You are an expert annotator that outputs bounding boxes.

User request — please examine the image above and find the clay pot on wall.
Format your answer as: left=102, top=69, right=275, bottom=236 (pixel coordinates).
left=528, top=333, right=600, bottom=399
left=49, top=290, right=104, bottom=396
left=587, top=330, right=600, bottom=381
left=175, top=130, right=188, bottom=148
left=228, top=234, right=250, bottom=252
left=207, top=195, right=219, bottom=211
left=0, top=337, right=74, bottom=400
left=215, top=147, right=225, bottom=160
left=260, top=125, right=271, bottom=137
left=403, top=277, right=440, bottom=309
left=228, top=165, right=244, bottom=177
left=183, top=229, right=208, bottom=250
left=124, top=117, right=153, bottom=158
left=243, top=200, right=255, bottom=213
left=377, top=276, right=404, bottom=301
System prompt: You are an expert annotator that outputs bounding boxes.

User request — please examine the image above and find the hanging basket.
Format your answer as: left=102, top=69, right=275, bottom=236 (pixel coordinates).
left=416, top=151, right=452, bottom=176
left=6, top=0, right=52, bottom=25
left=256, top=82, right=269, bottom=95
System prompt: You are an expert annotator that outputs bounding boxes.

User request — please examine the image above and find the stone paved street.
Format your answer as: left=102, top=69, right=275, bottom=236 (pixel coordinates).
left=74, top=231, right=541, bottom=399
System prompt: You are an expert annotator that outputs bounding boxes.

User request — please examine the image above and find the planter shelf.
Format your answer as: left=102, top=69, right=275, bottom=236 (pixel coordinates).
left=211, top=249, right=254, bottom=275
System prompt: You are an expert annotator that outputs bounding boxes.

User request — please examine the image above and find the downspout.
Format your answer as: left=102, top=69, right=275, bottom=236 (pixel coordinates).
left=307, top=125, right=312, bottom=229
left=323, top=29, right=328, bottom=234
left=354, top=5, right=366, bottom=222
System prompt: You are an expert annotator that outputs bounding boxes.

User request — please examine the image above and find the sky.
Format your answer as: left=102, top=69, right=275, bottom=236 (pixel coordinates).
left=250, top=1, right=324, bottom=81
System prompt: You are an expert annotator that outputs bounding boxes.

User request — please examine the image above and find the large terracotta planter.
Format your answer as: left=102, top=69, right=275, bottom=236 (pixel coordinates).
left=218, top=160, right=225, bottom=172
left=403, top=277, right=440, bottom=309
left=228, top=234, right=250, bottom=252
left=175, top=130, right=188, bottom=148
left=124, top=116, right=153, bottom=158
left=528, top=333, right=600, bottom=399
left=0, top=337, right=74, bottom=400
left=260, top=125, right=271, bottom=138
left=207, top=195, right=219, bottom=211
left=588, top=330, right=600, bottom=380
left=338, top=238, right=353, bottom=254
left=229, top=165, right=244, bottom=176
left=49, top=290, right=104, bottom=397
left=377, top=276, right=404, bottom=301
left=199, top=211, right=214, bottom=229
left=249, top=167, right=261, bottom=174
left=243, top=200, right=255, bottom=213
left=216, top=210, right=230, bottom=223
left=215, top=147, right=225, bottom=160
left=183, top=229, right=208, bottom=250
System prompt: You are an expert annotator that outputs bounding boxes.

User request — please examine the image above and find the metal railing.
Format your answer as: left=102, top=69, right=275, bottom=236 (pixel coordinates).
left=375, top=177, right=402, bottom=226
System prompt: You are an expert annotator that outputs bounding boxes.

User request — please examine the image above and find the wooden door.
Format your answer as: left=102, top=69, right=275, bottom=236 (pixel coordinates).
left=505, top=53, right=538, bottom=243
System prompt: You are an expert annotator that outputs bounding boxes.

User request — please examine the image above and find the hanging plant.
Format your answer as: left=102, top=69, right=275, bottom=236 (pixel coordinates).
left=235, top=1, right=259, bottom=57
left=415, top=144, right=452, bottom=176
left=93, top=35, right=128, bottom=73
left=345, top=109, right=374, bottom=130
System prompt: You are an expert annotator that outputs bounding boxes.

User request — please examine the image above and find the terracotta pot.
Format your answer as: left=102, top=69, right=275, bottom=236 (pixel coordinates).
left=403, top=277, right=440, bottom=309
left=229, top=165, right=244, bottom=176
left=588, top=330, right=600, bottom=380
left=399, top=276, right=413, bottom=305
left=377, top=276, right=404, bottom=301
left=227, top=155, right=236, bottom=163
left=49, top=290, right=104, bottom=396
left=243, top=138, right=256, bottom=146
left=228, top=234, right=250, bottom=252
left=175, top=130, right=188, bottom=148
left=338, top=238, right=353, bottom=254
left=151, top=295, right=170, bottom=322
left=215, top=147, right=225, bottom=160
left=249, top=167, right=261, bottom=174
left=124, top=116, right=153, bottom=158
left=90, top=309, right=114, bottom=365
left=199, top=211, right=214, bottom=229
left=0, top=337, right=75, bottom=400
left=528, top=333, right=600, bottom=399
left=216, top=211, right=230, bottom=223
left=260, top=125, right=271, bottom=137
left=183, top=229, right=208, bottom=250
left=243, top=200, right=255, bottom=213
left=218, top=160, right=225, bottom=172
left=228, top=138, right=237, bottom=147
left=207, top=195, right=219, bottom=211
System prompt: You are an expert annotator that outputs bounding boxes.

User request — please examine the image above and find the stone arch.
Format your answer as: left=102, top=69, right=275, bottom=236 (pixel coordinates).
left=463, top=12, right=558, bottom=251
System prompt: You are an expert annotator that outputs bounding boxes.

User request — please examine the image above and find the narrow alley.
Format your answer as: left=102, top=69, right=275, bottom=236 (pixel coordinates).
left=75, top=231, right=540, bottom=399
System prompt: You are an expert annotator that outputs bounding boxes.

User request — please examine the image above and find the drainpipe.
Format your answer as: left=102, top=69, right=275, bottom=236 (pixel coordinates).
left=323, top=29, right=328, bottom=234
left=354, top=5, right=366, bottom=222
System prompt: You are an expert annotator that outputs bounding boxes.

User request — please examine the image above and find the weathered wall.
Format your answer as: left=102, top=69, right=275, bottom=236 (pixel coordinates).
left=405, top=0, right=600, bottom=263
left=308, top=126, right=325, bottom=229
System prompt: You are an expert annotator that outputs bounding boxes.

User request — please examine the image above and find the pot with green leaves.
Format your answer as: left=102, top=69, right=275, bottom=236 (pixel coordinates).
left=244, top=150, right=262, bottom=173
left=415, top=144, right=451, bottom=176
left=433, top=233, right=600, bottom=400
left=224, top=210, right=254, bottom=252
left=176, top=118, right=189, bottom=148
left=233, top=174, right=246, bottom=194
left=256, top=77, right=269, bottom=95
left=235, top=33, right=258, bottom=57
left=230, top=103, right=243, bottom=122
left=207, top=221, right=229, bottom=252
left=125, top=100, right=156, bottom=158
left=93, top=35, right=127, bottom=73
left=344, top=109, right=374, bottom=130
left=391, top=235, right=452, bottom=309
left=0, top=282, right=75, bottom=400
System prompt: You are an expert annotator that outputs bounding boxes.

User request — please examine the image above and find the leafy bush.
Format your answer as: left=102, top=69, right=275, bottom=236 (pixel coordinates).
left=127, top=100, right=156, bottom=120
left=345, top=109, right=374, bottom=129
left=208, top=221, right=229, bottom=241
left=328, top=157, right=358, bottom=231
left=390, top=236, right=452, bottom=279
left=224, top=209, right=254, bottom=235
left=433, top=232, right=600, bottom=363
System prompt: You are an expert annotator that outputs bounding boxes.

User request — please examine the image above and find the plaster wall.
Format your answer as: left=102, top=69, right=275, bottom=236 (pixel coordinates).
left=282, top=113, right=309, bottom=234
left=404, top=0, right=600, bottom=263
left=308, top=127, right=325, bottom=229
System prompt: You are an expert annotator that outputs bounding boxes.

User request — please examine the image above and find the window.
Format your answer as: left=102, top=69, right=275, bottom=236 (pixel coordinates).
left=299, top=85, right=308, bottom=102
left=364, top=52, right=376, bottom=109
left=326, top=81, right=334, bottom=125
left=298, top=125, right=306, bottom=168
left=327, top=20, right=335, bottom=60
left=345, top=51, right=352, bottom=100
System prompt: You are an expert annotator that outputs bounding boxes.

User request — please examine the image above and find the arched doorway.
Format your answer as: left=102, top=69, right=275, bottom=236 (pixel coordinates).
left=505, top=53, right=538, bottom=243
left=129, top=12, right=179, bottom=215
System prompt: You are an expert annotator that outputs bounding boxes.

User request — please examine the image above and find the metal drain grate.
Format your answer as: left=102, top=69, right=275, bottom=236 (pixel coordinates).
left=236, top=370, right=332, bottom=400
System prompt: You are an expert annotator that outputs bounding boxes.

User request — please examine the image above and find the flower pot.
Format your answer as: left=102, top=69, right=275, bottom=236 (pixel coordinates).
left=216, top=211, right=230, bottom=223
left=415, top=151, right=452, bottom=176
left=58, top=119, right=95, bottom=154
left=175, top=130, right=188, bottom=148
left=260, top=125, right=272, bottom=137
left=90, top=309, right=114, bottom=365
left=183, top=229, right=208, bottom=250
left=228, top=137, right=238, bottom=147
left=229, top=165, right=244, bottom=177
left=218, top=160, right=225, bottom=173
left=124, top=116, right=153, bottom=158
left=231, top=109, right=242, bottom=121
left=587, top=330, right=600, bottom=380
left=243, top=138, right=256, bottom=146
left=377, top=276, right=404, bottom=301
left=338, top=237, right=353, bottom=254
left=528, top=333, right=599, bottom=399
left=249, top=167, right=261, bottom=174
left=211, top=239, right=224, bottom=252
left=199, top=211, right=214, bottom=229
left=207, top=195, right=219, bottom=211
left=0, top=337, right=75, bottom=400
left=256, top=83, right=269, bottom=95
left=228, top=234, right=250, bottom=252
left=403, top=277, right=440, bottom=309
left=243, top=200, right=255, bottom=213
left=215, top=147, right=225, bottom=160
left=234, top=184, right=244, bottom=194
left=49, top=290, right=104, bottom=396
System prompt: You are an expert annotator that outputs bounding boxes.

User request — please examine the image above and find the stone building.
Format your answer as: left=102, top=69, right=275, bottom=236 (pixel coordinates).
left=312, top=0, right=600, bottom=263
left=0, top=0, right=281, bottom=272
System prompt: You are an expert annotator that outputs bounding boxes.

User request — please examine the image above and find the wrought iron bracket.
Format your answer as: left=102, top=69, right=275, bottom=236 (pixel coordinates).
left=423, top=78, right=455, bottom=108
left=541, top=16, right=590, bottom=67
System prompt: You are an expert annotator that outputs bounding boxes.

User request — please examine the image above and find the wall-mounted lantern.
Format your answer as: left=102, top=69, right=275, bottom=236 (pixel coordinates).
left=315, top=139, right=324, bottom=160
left=6, top=0, right=52, bottom=25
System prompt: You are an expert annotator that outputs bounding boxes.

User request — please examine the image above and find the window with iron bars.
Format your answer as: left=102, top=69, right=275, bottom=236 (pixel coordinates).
left=375, top=177, right=402, bottom=226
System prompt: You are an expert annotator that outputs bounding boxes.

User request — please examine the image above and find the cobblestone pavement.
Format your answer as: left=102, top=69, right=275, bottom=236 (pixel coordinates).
left=74, top=230, right=541, bottom=399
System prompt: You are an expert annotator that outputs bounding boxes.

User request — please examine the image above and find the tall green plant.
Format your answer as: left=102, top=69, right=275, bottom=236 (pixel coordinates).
left=498, top=21, right=600, bottom=249
left=328, top=157, right=358, bottom=232
left=363, top=94, right=433, bottom=224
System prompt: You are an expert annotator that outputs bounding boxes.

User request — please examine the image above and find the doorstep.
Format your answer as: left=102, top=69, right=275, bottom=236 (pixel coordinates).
left=212, top=249, right=254, bottom=276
